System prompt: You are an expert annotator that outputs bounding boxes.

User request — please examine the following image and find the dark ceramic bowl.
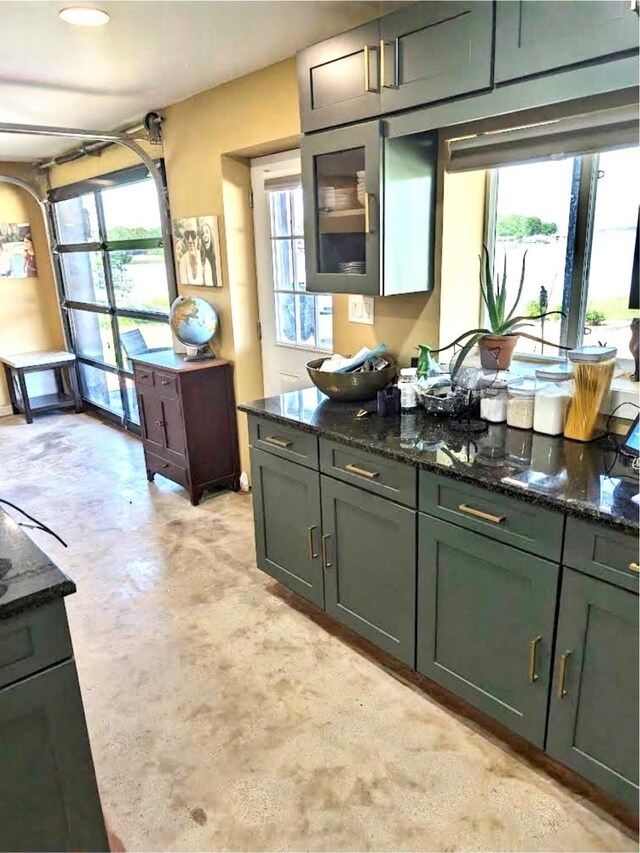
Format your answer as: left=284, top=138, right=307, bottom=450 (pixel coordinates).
left=306, top=356, right=397, bottom=402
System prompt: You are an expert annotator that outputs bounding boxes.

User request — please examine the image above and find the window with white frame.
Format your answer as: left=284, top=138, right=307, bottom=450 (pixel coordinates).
left=266, top=184, right=332, bottom=351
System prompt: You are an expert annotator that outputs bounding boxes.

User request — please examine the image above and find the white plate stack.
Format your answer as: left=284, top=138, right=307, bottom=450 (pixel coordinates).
left=338, top=260, right=366, bottom=275
left=331, top=186, right=358, bottom=210
left=318, top=186, right=336, bottom=210
left=356, top=171, right=366, bottom=207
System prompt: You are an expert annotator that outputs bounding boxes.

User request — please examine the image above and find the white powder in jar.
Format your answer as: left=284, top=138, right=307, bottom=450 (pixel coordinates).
left=480, top=395, right=507, bottom=422
left=507, top=394, right=534, bottom=429
left=533, top=387, right=570, bottom=435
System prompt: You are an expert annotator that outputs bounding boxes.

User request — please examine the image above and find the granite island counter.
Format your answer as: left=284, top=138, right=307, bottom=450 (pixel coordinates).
left=240, top=387, right=639, bottom=818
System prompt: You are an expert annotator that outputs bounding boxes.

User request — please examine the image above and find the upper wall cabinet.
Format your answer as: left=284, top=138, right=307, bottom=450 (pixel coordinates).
left=379, top=1, right=494, bottom=114
left=495, top=0, right=640, bottom=84
left=297, top=21, right=381, bottom=133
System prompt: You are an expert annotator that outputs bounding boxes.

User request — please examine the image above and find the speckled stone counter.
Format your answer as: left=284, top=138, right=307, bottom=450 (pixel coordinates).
left=0, top=508, right=75, bottom=619
left=239, top=387, right=640, bottom=535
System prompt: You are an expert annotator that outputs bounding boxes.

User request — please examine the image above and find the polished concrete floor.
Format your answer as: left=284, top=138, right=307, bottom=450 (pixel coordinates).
left=1, top=411, right=636, bottom=852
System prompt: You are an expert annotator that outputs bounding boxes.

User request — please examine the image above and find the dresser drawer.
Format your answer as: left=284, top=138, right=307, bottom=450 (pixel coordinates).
left=564, top=518, right=639, bottom=592
left=419, top=472, right=564, bottom=561
left=0, top=600, right=72, bottom=691
left=146, top=450, right=189, bottom=488
left=134, top=366, right=155, bottom=389
left=320, top=438, right=416, bottom=508
left=248, top=417, right=318, bottom=470
left=155, top=371, right=178, bottom=398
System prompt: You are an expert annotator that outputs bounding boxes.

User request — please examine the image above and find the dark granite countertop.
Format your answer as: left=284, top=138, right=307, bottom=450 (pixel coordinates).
left=239, top=388, right=640, bottom=535
left=0, top=509, right=75, bottom=620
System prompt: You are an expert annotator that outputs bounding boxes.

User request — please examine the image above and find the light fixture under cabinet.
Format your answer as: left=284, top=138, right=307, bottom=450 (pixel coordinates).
left=59, top=7, right=110, bottom=26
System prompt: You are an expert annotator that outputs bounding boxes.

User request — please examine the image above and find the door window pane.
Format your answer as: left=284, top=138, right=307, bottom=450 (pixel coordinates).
left=118, top=317, right=172, bottom=371
left=69, top=309, right=117, bottom=366
left=60, top=251, right=107, bottom=305
left=110, top=248, right=170, bottom=312
left=101, top=180, right=162, bottom=242
left=317, top=293, right=333, bottom=350
left=316, top=147, right=366, bottom=274
left=584, top=148, right=640, bottom=360
left=124, top=377, right=140, bottom=424
left=78, top=363, right=122, bottom=414
left=272, top=239, right=294, bottom=290
left=298, top=293, right=316, bottom=348
left=493, top=158, right=576, bottom=355
left=55, top=194, right=99, bottom=244
left=275, top=293, right=296, bottom=344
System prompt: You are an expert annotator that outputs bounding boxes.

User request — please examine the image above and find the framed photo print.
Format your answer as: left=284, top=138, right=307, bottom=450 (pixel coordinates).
left=173, top=215, right=222, bottom=287
left=0, top=222, right=37, bottom=279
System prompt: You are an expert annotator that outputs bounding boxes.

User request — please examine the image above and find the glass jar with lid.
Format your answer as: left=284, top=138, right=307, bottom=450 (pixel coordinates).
left=533, top=365, right=573, bottom=436
left=564, top=346, right=617, bottom=442
left=479, top=376, right=508, bottom=423
left=506, top=379, right=536, bottom=430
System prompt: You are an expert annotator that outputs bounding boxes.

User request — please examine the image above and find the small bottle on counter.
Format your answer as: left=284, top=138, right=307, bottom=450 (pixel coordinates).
left=399, top=367, right=418, bottom=411
left=533, top=366, right=573, bottom=436
left=506, top=380, right=536, bottom=429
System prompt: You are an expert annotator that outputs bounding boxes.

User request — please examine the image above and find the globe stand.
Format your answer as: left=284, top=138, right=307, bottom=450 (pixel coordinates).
left=184, top=344, right=216, bottom=362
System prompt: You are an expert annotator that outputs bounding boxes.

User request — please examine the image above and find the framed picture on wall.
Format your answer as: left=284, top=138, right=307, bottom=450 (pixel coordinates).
left=173, top=215, right=222, bottom=287
left=0, top=222, right=37, bottom=279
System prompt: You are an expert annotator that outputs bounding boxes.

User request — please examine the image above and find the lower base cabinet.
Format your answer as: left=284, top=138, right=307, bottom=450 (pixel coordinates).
left=417, top=514, right=559, bottom=746
left=321, top=475, right=416, bottom=666
left=547, top=568, right=639, bottom=813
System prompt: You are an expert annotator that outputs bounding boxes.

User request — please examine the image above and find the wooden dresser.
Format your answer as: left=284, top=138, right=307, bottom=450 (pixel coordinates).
left=131, top=350, right=240, bottom=505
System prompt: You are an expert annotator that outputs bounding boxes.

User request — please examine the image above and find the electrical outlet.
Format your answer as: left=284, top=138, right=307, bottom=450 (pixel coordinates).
left=348, top=295, right=375, bottom=325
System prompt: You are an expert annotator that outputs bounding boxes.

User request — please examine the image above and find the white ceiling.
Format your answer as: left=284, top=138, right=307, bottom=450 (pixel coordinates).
left=0, top=0, right=396, bottom=161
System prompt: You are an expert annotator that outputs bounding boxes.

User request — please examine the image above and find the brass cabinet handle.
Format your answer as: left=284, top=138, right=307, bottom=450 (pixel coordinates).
left=363, top=191, right=371, bottom=234
left=264, top=436, right=292, bottom=449
left=529, top=636, right=542, bottom=683
left=139, top=373, right=149, bottom=379
left=557, top=651, right=571, bottom=699
left=345, top=463, right=379, bottom=479
left=629, top=562, right=639, bottom=573
left=161, top=379, right=170, bottom=386
left=458, top=504, right=506, bottom=525
left=155, top=419, right=166, bottom=427
left=363, top=45, right=377, bottom=93
left=321, top=533, right=332, bottom=569
left=379, top=37, right=399, bottom=87
left=379, top=38, right=386, bottom=88
left=307, top=525, right=318, bottom=560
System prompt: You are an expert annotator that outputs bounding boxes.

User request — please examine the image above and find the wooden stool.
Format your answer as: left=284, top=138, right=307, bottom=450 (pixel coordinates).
left=0, top=350, right=83, bottom=424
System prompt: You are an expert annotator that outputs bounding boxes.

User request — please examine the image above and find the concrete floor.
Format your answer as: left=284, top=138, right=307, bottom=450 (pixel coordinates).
left=0, top=411, right=636, bottom=852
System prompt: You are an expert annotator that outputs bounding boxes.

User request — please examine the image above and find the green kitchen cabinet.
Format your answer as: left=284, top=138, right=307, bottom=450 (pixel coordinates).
left=320, top=475, right=416, bottom=665
left=495, top=0, right=639, bottom=84
left=0, top=660, right=108, bottom=853
left=379, top=1, right=494, bottom=114
left=547, top=568, right=639, bottom=813
left=417, top=514, right=559, bottom=746
left=250, top=447, right=325, bottom=608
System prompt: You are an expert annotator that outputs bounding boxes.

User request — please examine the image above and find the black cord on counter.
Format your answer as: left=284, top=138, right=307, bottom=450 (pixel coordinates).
left=0, top=499, right=68, bottom=548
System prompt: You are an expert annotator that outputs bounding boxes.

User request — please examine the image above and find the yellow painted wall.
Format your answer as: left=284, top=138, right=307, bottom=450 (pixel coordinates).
left=0, top=163, right=64, bottom=411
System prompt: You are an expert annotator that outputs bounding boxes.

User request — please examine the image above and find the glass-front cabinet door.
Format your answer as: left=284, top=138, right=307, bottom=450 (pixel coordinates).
left=302, top=120, right=381, bottom=295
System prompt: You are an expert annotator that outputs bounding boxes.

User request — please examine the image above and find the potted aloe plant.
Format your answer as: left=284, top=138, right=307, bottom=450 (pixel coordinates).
left=436, top=245, right=563, bottom=376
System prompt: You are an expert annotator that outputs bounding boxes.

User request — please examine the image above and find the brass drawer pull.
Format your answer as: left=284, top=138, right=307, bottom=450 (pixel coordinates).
left=363, top=44, right=376, bottom=93
left=264, top=436, right=292, bottom=449
left=161, top=379, right=171, bottom=386
left=139, top=372, right=149, bottom=380
left=345, top=463, right=379, bottom=479
left=629, top=562, right=639, bottom=573
left=458, top=504, right=505, bottom=525
left=528, top=636, right=541, bottom=683
left=321, top=534, right=332, bottom=569
left=557, top=651, right=571, bottom=699
left=307, top=526, right=318, bottom=560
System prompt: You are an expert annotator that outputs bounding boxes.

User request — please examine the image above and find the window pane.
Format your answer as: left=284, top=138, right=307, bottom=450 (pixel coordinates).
left=55, top=194, right=99, bottom=244
left=69, top=309, right=117, bottom=365
left=269, top=191, right=292, bottom=237
left=101, top=179, right=162, bottom=242
left=60, top=251, right=107, bottom=305
left=298, top=293, right=316, bottom=347
left=291, top=187, right=304, bottom=237
left=110, top=248, right=170, bottom=312
left=275, top=292, right=296, bottom=344
left=272, top=239, right=294, bottom=290
left=118, top=317, right=172, bottom=370
left=78, top=362, right=122, bottom=414
left=316, top=293, right=333, bottom=350
left=493, top=158, right=576, bottom=355
left=584, top=147, right=640, bottom=360
left=124, top=377, right=140, bottom=424
left=293, top=238, right=306, bottom=291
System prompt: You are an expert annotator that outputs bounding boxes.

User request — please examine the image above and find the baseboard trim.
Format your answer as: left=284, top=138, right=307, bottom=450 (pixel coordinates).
left=0, top=404, right=14, bottom=418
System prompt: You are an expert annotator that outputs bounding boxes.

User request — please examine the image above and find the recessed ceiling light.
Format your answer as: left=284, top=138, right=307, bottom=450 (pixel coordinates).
left=59, top=7, right=110, bottom=26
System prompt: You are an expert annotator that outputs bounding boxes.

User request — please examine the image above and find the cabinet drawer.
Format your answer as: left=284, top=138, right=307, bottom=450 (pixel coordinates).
left=564, top=518, right=638, bottom=592
left=0, top=601, right=72, bottom=691
left=320, top=438, right=416, bottom=507
left=155, top=371, right=178, bottom=398
left=249, top=417, right=318, bottom=470
left=134, top=366, right=154, bottom=389
left=146, top=450, right=189, bottom=488
left=419, top=472, right=564, bottom=561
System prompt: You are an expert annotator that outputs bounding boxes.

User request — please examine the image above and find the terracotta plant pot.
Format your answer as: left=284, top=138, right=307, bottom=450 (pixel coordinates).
left=478, top=334, right=519, bottom=371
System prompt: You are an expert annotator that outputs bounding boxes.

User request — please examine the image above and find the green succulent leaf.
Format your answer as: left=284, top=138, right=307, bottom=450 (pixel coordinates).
left=431, top=328, right=493, bottom=355
left=505, top=250, right=528, bottom=323
left=451, top=332, right=484, bottom=381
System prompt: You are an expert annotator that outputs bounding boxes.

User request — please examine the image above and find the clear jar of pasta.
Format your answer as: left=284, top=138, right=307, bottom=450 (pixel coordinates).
left=564, top=346, right=617, bottom=442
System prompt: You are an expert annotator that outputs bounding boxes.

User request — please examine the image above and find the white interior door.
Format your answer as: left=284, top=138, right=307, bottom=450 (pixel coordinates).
left=251, top=151, right=333, bottom=397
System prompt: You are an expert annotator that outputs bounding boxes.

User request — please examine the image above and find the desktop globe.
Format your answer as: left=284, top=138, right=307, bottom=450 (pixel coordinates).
left=169, top=295, right=219, bottom=361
